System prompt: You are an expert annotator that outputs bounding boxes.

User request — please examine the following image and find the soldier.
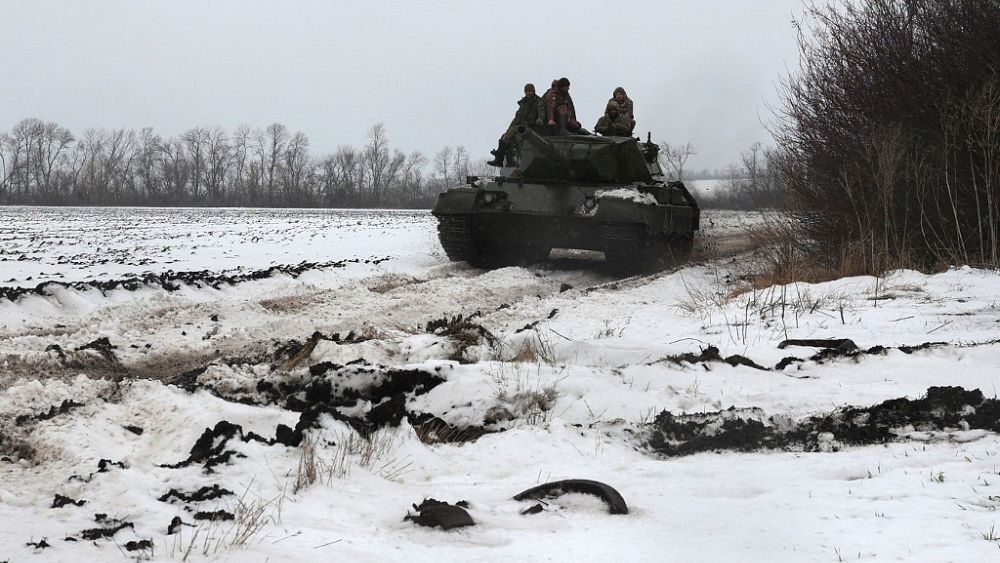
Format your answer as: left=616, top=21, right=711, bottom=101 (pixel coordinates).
left=488, top=83, right=545, bottom=167
left=594, top=102, right=632, bottom=136
left=545, top=77, right=583, bottom=134
left=608, top=86, right=636, bottom=134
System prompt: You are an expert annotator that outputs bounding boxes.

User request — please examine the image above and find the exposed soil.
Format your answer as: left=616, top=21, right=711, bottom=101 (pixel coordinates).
left=646, top=386, right=1000, bottom=456
left=0, top=257, right=389, bottom=304
left=51, top=494, right=86, bottom=508
left=158, top=485, right=233, bottom=504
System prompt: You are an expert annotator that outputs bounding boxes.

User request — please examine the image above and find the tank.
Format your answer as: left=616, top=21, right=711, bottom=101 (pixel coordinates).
left=431, top=127, right=700, bottom=273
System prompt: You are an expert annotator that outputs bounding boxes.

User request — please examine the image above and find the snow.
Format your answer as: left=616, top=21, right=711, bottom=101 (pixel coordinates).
left=595, top=188, right=659, bottom=205
left=2, top=206, right=1000, bottom=562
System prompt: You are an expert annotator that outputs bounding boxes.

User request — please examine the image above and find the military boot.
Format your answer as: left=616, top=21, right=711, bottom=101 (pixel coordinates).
left=489, top=139, right=503, bottom=157
left=487, top=141, right=507, bottom=167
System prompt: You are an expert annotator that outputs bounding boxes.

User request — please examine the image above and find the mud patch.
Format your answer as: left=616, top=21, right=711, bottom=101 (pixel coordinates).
left=646, top=386, right=1000, bottom=456
left=659, top=340, right=955, bottom=373
left=775, top=338, right=948, bottom=370
left=0, top=258, right=389, bottom=304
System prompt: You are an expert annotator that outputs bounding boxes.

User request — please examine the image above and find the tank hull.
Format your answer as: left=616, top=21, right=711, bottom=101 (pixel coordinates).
left=432, top=180, right=699, bottom=271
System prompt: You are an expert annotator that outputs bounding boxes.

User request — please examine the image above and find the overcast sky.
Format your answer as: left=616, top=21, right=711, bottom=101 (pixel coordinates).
left=0, top=0, right=804, bottom=171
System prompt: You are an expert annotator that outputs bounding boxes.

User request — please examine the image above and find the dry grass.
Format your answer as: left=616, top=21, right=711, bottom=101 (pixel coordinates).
left=169, top=479, right=285, bottom=560
left=485, top=360, right=561, bottom=426
left=293, top=437, right=318, bottom=494
left=320, top=427, right=411, bottom=482
left=491, top=327, right=559, bottom=366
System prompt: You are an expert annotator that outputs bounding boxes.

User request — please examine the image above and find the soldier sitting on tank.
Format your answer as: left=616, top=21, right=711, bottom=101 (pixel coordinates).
left=488, top=83, right=545, bottom=167
left=594, top=102, right=633, bottom=136
left=608, top=87, right=636, bottom=135
left=545, top=77, right=586, bottom=135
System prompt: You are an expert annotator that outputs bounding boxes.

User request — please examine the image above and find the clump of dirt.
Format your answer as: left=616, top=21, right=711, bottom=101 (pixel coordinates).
left=255, top=362, right=449, bottom=440
left=404, top=498, right=474, bottom=530
left=26, top=538, right=51, bottom=549
left=74, top=337, right=118, bottom=363
left=660, top=346, right=770, bottom=371
left=51, top=494, right=86, bottom=508
left=646, top=386, right=1000, bottom=456
left=167, top=516, right=193, bottom=535
left=193, top=510, right=235, bottom=522
left=272, top=330, right=371, bottom=371
left=124, top=539, right=153, bottom=552
left=775, top=338, right=949, bottom=370
left=79, top=516, right=134, bottom=541
left=659, top=339, right=955, bottom=373
left=67, top=459, right=129, bottom=483
left=158, top=484, right=233, bottom=503
left=97, top=458, right=126, bottom=472
left=160, top=421, right=248, bottom=472
left=424, top=312, right=494, bottom=362
left=14, top=400, right=83, bottom=426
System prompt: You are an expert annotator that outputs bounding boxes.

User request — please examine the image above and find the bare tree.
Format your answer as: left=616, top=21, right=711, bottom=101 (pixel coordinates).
left=658, top=142, right=696, bottom=182
left=0, top=119, right=477, bottom=208
left=364, top=123, right=391, bottom=206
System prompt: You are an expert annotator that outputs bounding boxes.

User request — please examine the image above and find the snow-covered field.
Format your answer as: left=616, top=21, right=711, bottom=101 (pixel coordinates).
left=2, top=207, right=1000, bottom=562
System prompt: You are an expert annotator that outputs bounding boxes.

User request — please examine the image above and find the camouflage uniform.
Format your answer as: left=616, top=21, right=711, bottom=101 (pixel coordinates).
left=489, top=85, right=545, bottom=167
left=594, top=103, right=633, bottom=136
left=500, top=93, right=545, bottom=143
left=608, top=86, right=636, bottom=135
left=545, top=79, right=581, bottom=134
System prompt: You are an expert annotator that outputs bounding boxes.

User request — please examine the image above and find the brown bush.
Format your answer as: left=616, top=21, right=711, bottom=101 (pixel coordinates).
left=776, top=0, right=1000, bottom=272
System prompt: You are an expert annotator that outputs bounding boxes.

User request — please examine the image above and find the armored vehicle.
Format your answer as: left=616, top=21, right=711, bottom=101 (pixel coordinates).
left=431, top=127, right=699, bottom=273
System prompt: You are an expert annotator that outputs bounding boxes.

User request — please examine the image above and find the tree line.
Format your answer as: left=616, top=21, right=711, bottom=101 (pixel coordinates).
left=0, top=119, right=491, bottom=208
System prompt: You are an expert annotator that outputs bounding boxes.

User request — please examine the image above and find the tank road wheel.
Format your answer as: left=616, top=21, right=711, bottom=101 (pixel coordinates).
left=601, top=225, right=692, bottom=274
left=436, top=215, right=550, bottom=269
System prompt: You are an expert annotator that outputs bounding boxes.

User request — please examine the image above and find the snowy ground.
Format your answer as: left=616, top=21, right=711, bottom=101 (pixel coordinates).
left=2, top=207, right=999, bottom=562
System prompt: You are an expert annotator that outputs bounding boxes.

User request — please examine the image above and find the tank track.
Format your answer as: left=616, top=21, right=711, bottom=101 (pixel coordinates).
left=436, top=214, right=550, bottom=269
left=601, top=224, right=693, bottom=274
left=436, top=215, right=478, bottom=263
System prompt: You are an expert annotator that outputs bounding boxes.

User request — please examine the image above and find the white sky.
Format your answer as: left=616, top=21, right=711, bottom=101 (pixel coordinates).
left=0, top=0, right=803, bottom=170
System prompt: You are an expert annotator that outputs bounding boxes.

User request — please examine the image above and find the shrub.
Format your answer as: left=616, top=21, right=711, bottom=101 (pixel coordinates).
left=776, top=0, right=1000, bottom=271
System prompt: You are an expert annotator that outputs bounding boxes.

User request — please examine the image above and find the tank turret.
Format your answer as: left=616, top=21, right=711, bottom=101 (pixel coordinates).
left=514, top=127, right=655, bottom=184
